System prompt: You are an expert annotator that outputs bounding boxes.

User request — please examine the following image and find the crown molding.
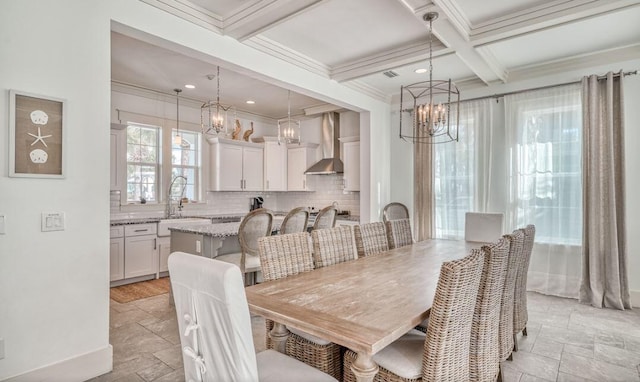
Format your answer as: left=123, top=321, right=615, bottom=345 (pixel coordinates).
left=434, top=0, right=472, bottom=40
left=243, top=35, right=330, bottom=77
left=224, top=0, right=328, bottom=41
left=342, top=80, right=391, bottom=103
left=475, top=46, right=508, bottom=83
left=139, top=0, right=223, bottom=33
left=507, top=43, right=640, bottom=82
left=470, top=0, right=640, bottom=46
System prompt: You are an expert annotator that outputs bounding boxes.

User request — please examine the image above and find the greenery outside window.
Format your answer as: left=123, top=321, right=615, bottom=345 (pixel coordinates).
left=171, top=129, right=200, bottom=201
left=126, top=124, right=160, bottom=203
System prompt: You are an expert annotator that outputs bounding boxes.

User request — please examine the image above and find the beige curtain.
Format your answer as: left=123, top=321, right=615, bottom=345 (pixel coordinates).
left=580, top=71, right=630, bottom=309
left=414, top=138, right=433, bottom=242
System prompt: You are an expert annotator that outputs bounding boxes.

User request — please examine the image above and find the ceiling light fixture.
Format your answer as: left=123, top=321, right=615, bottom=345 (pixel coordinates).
left=400, top=12, right=459, bottom=144
left=246, top=100, right=255, bottom=104
left=414, top=68, right=427, bottom=74
left=201, top=66, right=235, bottom=136
left=184, top=84, right=195, bottom=89
left=277, top=90, right=300, bottom=145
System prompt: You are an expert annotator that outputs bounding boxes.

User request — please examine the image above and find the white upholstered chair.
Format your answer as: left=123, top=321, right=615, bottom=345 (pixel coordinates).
left=464, top=212, right=504, bottom=243
left=168, top=252, right=336, bottom=382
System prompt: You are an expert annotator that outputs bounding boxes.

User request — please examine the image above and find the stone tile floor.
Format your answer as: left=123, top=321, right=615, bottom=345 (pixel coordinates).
left=90, top=291, right=640, bottom=381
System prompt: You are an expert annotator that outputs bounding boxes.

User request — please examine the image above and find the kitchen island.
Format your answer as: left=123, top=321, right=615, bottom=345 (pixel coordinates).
left=168, top=220, right=283, bottom=258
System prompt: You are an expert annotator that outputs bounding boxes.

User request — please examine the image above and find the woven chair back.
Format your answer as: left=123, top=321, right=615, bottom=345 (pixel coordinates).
left=470, top=237, right=510, bottom=382
left=280, top=207, right=309, bottom=235
left=311, top=226, right=358, bottom=268
left=514, top=225, right=536, bottom=335
left=385, top=218, right=413, bottom=249
left=422, top=249, right=484, bottom=381
left=258, top=232, right=314, bottom=282
left=498, top=230, right=524, bottom=361
left=354, top=222, right=389, bottom=258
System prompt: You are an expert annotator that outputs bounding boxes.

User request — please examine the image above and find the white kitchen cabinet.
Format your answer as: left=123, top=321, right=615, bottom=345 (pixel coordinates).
left=123, top=223, right=158, bottom=279
left=342, top=138, right=360, bottom=192
left=258, top=137, right=287, bottom=191
left=208, top=137, right=264, bottom=191
left=158, top=236, right=171, bottom=274
left=110, top=128, right=125, bottom=191
left=110, top=224, right=125, bottom=282
left=287, top=142, right=319, bottom=191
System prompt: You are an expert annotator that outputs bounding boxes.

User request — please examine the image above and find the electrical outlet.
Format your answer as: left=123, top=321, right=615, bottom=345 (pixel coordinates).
left=0, top=338, right=5, bottom=360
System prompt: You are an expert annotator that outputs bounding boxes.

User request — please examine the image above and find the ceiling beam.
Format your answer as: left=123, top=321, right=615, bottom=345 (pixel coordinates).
left=224, top=0, right=329, bottom=41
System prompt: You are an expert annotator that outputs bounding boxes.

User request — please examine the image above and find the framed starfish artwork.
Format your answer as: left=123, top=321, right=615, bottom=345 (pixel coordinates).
left=9, top=90, right=66, bottom=178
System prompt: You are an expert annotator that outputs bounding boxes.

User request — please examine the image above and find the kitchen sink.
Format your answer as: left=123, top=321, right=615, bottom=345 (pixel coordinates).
left=157, top=217, right=212, bottom=237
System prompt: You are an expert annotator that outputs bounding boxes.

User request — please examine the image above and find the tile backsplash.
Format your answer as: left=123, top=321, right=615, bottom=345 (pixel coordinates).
left=203, top=174, right=359, bottom=216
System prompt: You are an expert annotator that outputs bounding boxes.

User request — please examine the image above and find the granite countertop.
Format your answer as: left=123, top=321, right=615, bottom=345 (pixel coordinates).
left=110, top=213, right=244, bottom=226
left=168, top=220, right=283, bottom=238
left=337, top=215, right=360, bottom=222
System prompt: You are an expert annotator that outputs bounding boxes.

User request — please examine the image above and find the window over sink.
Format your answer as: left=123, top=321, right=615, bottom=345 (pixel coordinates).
left=126, top=123, right=160, bottom=203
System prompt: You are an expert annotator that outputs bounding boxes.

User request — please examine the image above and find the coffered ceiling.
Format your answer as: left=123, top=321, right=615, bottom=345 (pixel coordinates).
left=112, top=0, right=640, bottom=118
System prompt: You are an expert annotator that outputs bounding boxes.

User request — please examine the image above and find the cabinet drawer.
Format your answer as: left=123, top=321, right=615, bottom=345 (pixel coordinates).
left=125, top=223, right=157, bottom=237
left=110, top=226, right=125, bottom=238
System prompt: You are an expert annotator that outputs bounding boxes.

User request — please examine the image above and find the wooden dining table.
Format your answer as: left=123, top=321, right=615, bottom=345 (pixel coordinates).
left=245, top=239, right=479, bottom=382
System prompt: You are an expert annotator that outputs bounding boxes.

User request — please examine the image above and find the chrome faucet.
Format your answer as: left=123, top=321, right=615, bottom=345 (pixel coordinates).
left=167, top=175, right=187, bottom=218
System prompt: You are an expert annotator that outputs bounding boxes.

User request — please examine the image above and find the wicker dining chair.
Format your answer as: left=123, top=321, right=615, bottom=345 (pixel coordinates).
left=279, top=207, right=309, bottom=235
left=382, top=202, right=409, bottom=223
left=168, top=252, right=336, bottom=382
left=258, top=232, right=343, bottom=380
left=513, top=225, right=536, bottom=351
left=354, top=222, right=389, bottom=258
left=385, top=218, right=413, bottom=249
left=343, top=249, right=485, bottom=382
left=216, top=208, right=273, bottom=285
left=470, top=237, right=510, bottom=382
left=311, top=226, right=358, bottom=268
left=498, top=230, right=524, bottom=366
left=312, top=205, right=337, bottom=230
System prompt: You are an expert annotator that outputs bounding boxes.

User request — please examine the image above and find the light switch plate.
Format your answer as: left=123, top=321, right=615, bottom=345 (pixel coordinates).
left=41, top=212, right=65, bottom=232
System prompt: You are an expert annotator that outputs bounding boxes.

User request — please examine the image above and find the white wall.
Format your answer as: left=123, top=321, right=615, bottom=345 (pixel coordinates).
left=0, top=1, right=112, bottom=380
left=0, top=2, right=391, bottom=379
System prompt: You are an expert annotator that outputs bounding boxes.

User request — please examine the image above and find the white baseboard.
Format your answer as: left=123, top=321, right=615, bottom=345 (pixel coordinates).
left=5, top=345, right=112, bottom=382
left=631, top=290, right=640, bottom=307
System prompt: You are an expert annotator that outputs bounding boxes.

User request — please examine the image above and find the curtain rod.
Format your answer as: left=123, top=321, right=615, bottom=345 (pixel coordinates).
left=459, top=70, right=638, bottom=104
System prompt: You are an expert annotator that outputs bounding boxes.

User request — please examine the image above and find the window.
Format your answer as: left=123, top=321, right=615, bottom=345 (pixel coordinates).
left=506, top=88, right=582, bottom=245
left=171, top=130, right=200, bottom=201
left=126, top=124, right=160, bottom=202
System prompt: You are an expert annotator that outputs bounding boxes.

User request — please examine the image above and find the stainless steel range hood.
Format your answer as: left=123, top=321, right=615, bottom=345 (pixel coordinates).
left=305, top=112, right=344, bottom=175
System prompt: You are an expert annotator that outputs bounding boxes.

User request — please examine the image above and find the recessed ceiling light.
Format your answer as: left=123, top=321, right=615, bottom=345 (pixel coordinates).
left=246, top=100, right=255, bottom=104
left=414, top=68, right=427, bottom=74
left=184, top=84, right=195, bottom=89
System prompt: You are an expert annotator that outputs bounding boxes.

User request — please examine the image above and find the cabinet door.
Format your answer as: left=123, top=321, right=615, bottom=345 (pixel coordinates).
left=263, top=142, right=287, bottom=191
left=110, top=237, right=125, bottom=281
left=158, top=237, right=171, bottom=273
left=242, top=146, right=264, bottom=191
left=343, top=142, right=360, bottom=191
left=218, top=144, right=244, bottom=190
left=124, top=234, right=158, bottom=278
left=287, top=148, right=307, bottom=191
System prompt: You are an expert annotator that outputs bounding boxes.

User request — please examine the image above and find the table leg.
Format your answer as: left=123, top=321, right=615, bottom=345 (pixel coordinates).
left=351, top=352, right=379, bottom=382
left=270, top=322, right=290, bottom=354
